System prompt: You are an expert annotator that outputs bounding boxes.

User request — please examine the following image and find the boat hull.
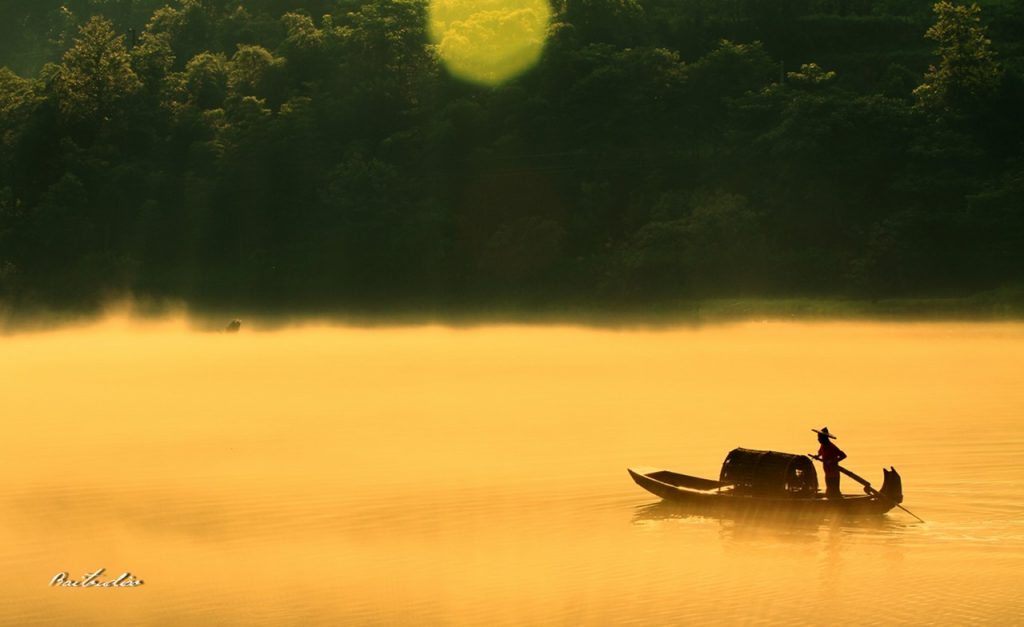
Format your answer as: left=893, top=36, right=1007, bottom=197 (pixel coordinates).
left=628, top=467, right=899, bottom=516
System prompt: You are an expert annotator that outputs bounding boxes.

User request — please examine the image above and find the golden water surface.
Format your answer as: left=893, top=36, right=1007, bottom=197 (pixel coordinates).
left=2, top=319, right=1022, bottom=625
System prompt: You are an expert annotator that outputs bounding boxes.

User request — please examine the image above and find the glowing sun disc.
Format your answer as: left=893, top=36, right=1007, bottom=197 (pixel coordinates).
left=429, top=0, right=552, bottom=86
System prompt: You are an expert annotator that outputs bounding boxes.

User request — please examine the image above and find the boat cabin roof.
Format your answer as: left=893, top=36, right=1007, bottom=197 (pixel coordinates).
left=720, top=448, right=819, bottom=497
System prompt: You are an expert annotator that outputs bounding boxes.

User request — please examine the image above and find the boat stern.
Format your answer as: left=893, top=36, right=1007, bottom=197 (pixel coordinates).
left=879, top=466, right=903, bottom=504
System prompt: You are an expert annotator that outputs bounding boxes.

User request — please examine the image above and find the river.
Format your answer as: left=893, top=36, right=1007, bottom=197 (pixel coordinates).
left=2, top=319, right=1022, bottom=624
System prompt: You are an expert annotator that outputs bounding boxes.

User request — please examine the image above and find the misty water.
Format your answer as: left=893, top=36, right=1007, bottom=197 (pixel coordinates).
left=2, top=319, right=1022, bottom=625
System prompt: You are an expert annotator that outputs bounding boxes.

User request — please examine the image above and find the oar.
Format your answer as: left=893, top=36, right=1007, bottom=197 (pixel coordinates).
left=809, top=455, right=925, bottom=523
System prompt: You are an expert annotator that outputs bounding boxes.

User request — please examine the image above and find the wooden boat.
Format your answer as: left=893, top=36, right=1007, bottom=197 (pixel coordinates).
left=628, top=448, right=904, bottom=516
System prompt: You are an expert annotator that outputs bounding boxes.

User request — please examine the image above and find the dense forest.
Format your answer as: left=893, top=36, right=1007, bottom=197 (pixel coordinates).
left=1, top=0, right=1023, bottom=315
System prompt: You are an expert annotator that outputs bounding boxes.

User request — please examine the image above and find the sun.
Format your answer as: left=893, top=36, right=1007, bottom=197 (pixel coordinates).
left=428, top=0, right=552, bottom=87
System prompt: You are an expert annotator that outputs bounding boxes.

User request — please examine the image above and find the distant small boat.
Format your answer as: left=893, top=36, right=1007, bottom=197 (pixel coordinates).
left=629, top=448, right=904, bottom=516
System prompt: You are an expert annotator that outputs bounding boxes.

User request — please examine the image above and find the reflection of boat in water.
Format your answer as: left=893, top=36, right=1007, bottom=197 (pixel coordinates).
left=629, top=448, right=904, bottom=516
left=630, top=500, right=908, bottom=543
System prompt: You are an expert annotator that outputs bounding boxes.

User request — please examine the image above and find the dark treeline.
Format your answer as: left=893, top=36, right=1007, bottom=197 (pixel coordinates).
left=1, top=0, right=1023, bottom=314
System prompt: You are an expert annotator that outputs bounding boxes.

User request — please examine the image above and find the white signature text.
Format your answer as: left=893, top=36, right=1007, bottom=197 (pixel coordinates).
left=50, top=568, right=144, bottom=588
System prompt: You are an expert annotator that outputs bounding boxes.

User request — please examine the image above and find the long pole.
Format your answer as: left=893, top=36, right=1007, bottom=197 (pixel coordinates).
left=809, top=455, right=925, bottom=523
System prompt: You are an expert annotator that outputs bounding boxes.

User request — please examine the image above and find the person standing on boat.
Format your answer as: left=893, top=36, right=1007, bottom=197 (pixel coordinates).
left=813, top=427, right=847, bottom=499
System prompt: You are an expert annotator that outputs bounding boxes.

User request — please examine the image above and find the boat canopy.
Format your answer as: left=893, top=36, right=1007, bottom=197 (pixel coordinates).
left=719, top=448, right=818, bottom=497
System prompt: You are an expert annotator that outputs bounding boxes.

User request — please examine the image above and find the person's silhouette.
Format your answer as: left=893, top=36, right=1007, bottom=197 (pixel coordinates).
left=812, top=427, right=847, bottom=499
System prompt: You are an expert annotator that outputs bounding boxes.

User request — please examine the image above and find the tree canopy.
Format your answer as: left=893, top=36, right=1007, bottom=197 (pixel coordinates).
left=1, top=0, right=1023, bottom=314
